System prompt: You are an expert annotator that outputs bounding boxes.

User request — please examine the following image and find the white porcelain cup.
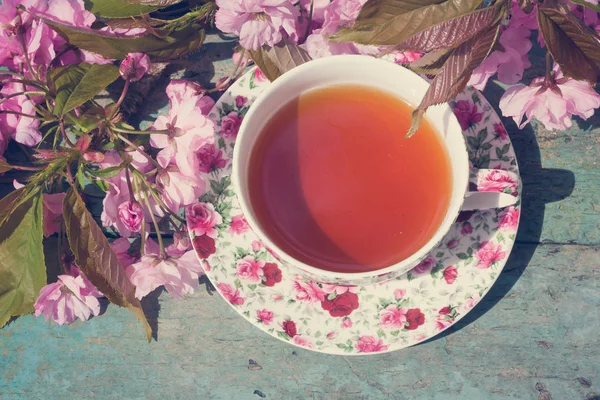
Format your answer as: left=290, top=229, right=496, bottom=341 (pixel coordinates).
left=232, top=55, right=518, bottom=285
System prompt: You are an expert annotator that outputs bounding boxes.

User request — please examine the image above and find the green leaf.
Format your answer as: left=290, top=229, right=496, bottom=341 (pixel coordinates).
left=0, top=193, right=45, bottom=328
left=456, top=252, right=469, bottom=260
left=568, top=0, right=600, bottom=13
left=537, top=7, right=600, bottom=83
left=0, top=188, right=34, bottom=228
left=38, top=13, right=206, bottom=61
left=332, top=0, right=482, bottom=46
left=63, top=188, right=152, bottom=341
left=90, top=164, right=125, bottom=179
left=397, top=4, right=503, bottom=52
left=249, top=39, right=312, bottom=82
left=85, top=0, right=162, bottom=18
left=0, top=159, right=14, bottom=174
left=49, top=63, right=120, bottom=117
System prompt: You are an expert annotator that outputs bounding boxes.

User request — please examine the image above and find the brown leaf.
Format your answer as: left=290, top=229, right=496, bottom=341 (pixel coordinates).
left=248, top=39, right=312, bottom=81
left=331, top=0, right=482, bottom=46
left=568, top=0, right=600, bottom=13
left=406, top=48, right=454, bottom=74
left=537, top=7, right=600, bottom=83
left=63, top=188, right=152, bottom=341
left=407, top=25, right=498, bottom=136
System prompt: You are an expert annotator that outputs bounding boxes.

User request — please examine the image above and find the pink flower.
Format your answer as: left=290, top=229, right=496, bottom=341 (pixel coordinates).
left=236, top=255, right=265, bottom=282
left=111, top=238, right=135, bottom=268
left=453, top=100, right=483, bottom=131
left=443, top=266, right=458, bottom=284
left=186, top=202, right=222, bottom=239
left=468, top=26, right=532, bottom=90
left=378, top=305, right=408, bottom=329
left=165, top=230, right=193, bottom=258
left=229, top=214, right=250, bottom=235
left=220, top=111, right=243, bottom=141
left=494, top=122, right=508, bottom=140
left=235, top=95, right=248, bottom=108
left=304, top=29, right=359, bottom=59
left=299, top=0, right=329, bottom=23
left=165, top=80, right=214, bottom=115
left=326, top=331, right=337, bottom=339
left=293, top=335, right=314, bottom=349
left=321, top=284, right=359, bottom=295
left=119, top=52, right=150, bottom=82
left=390, top=50, right=423, bottom=64
left=394, top=288, right=406, bottom=300
left=477, top=170, right=518, bottom=195
left=355, top=336, right=389, bottom=353
left=257, top=308, right=274, bottom=325
left=254, top=68, right=267, bottom=83
left=126, top=257, right=165, bottom=299
left=117, top=201, right=144, bottom=234
left=34, top=265, right=102, bottom=325
left=411, top=256, right=436, bottom=276
left=158, top=169, right=206, bottom=211
left=435, top=317, right=454, bottom=331
left=461, top=222, right=473, bottom=235
left=215, top=0, right=300, bottom=50
left=476, top=241, right=507, bottom=269
left=509, top=0, right=538, bottom=29
left=42, top=192, right=65, bottom=237
left=293, top=278, right=325, bottom=303
left=252, top=240, right=262, bottom=251
left=499, top=64, right=600, bottom=131
left=150, top=83, right=215, bottom=178
left=0, top=83, right=42, bottom=146
left=322, top=0, right=368, bottom=32
left=498, top=206, right=519, bottom=231
left=341, top=317, right=352, bottom=328
left=218, top=282, right=245, bottom=305
left=463, top=295, right=480, bottom=311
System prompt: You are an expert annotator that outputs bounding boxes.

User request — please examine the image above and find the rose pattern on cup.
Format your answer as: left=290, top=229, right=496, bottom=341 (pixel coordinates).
left=189, top=67, right=521, bottom=355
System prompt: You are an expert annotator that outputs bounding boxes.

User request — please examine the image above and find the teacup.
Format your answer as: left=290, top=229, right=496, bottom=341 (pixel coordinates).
left=232, top=55, right=518, bottom=286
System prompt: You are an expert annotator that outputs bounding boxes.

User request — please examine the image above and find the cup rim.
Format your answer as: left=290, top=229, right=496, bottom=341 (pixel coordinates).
left=232, top=54, right=469, bottom=281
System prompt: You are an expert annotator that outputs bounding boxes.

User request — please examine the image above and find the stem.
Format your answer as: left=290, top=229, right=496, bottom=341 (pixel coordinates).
left=110, top=79, right=130, bottom=120
left=7, top=164, right=45, bottom=171
left=0, top=110, right=44, bottom=120
left=545, top=51, right=554, bottom=82
left=60, top=120, right=76, bottom=148
left=304, top=0, right=315, bottom=42
left=66, top=164, right=75, bottom=186
left=111, top=126, right=168, bottom=135
left=0, top=91, right=45, bottom=107
left=19, top=32, right=40, bottom=82
left=148, top=187, right=185, bottom=224
left=207, top=50, right=247, bottom=94
left=115, top=132, right=162, bottom=169
left=125, top=165, right=136, bottom=202
left=2, top=79, right=47, bottom=91
left=141, top=181, right=166, bottom=259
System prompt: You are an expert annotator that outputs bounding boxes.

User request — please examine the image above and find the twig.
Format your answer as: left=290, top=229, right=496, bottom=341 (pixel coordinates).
left=115, top=132, right=162, bottom=169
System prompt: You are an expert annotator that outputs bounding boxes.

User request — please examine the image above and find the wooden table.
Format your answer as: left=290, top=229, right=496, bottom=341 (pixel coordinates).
left=1, top=34, right=599, bottom=400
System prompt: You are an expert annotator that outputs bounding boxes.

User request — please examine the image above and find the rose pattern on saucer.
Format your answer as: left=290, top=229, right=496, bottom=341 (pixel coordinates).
left=188, top=66, right=521, bottom=355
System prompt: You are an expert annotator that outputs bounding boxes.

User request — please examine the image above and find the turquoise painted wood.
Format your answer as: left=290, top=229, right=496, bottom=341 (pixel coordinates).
left=1, top=34, right=600, bottom=400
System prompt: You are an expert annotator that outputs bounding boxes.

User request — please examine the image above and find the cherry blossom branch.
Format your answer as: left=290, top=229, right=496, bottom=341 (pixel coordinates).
left=0, top=109, right=45, bottom=120
left=110, top=79, right=130, bottom=120
left=59, top=120, right=76, bottom=148
left=114, top=132, right=162, bottom=169
left=545, top=51, right=554, bottom=82
left=140, top=180, right=166, bottom=259
left=110, top=126, right=168, bottom=135
left=0, top=91, right=45, bottom=107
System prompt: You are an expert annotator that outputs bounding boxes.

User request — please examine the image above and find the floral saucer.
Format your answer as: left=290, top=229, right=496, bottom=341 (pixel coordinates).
left=187, top=66, right=521, bottom=355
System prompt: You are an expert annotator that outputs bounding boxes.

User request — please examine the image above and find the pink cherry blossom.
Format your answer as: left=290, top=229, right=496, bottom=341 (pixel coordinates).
left=411, top=256, right=436, bottom=276
left=158, top=250, right=205, bottom=299
left=117, top=201, right=144, bottom=234
left=321, top=284, right=359, bottom=295
left=186, top=202, right=222, bottom=238
left=355, top=336, right=389, bottom=353
left=165, top=230, right=193, bottom=258
left=499, top=206, right=519, bottom=231
left=126, top=256, right=165, bottom=299
left=341, top=317, right=352, bottom=328
left=0, top=83, right=42, bottom=146
left=119, top=52, right=150, bottom=82
left=394, top=288, right=406, bottom=300
left=499, top=65, right=600, bottom=131
left=257, top=309, right=274, bottom=325
left=477, top=170, right=518, bottom=195
left=195, top=143, right=227, bottom=174
left=220, top=111, right=243, bottom=141
left=293, top=335, right=314, bottom=349
left=476, top=241, right=507, bottom=269
left=299, top=0, right=329, bottom=23
left=378, top=305, right=408, bottom=329
left=236, top=255, right=265, bottom=282
left=215, top=0, right=300, bottom=50
left=229, top=214, right=250, bottom=235
left=389, top=50, right=423, bottom=64
left=165, top=80, right=215, bottom=116
left=111, top=238, right=135, bottom=268
left=453, top=100, right=483, bottom=131
left=509, top=1, right=538, bottom=30
left=218, top=282, right=245, bottom=305
left=468, top=26, right=532, bottom=90
left=293, top=278, right=326, bottom=303
left=42, top=192, right=66, bottom=237
left=34, top=265, right=102, bottom=325
left=304, top=28, right=359, bottom=59
left=158, top=169, right=206, bottom=211
left=322, top=0, right=368, bottom=32
left=443, top=265, right=458, bottom=284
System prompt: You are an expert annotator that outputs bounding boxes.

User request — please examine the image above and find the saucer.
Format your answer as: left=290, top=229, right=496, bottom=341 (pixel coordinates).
left=188, top=66, right=521, bottom=355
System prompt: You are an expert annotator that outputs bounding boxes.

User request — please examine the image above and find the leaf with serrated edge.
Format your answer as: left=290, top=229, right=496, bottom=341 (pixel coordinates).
left=249, top=40, right=312, bottom=81
left=397, top=4, right=502, bottom=52
left=63, top=188, right=152, bottom=341
left=50, top=63, right=120, bottom=117
left=37, top=13, right=205, bottom=61
left=537, top=7, right=600, bottom=83
left=332, top=0, right=482, bottom=45
left=0, top=193, right=45, bottom=328
left=407, top=48, right=454, bottom=74
left=124, top=0, right=183, bottom=5
left=407, top=25, right=498, bottom=137
left=0, top=188, right=34, bottom=228
left=568, top=0, right=600, bottom=13
left=86, top=0, right=161, bottom=18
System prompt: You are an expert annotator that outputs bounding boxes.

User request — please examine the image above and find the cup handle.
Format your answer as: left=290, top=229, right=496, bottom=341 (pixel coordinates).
left=461, top=169, right=520, bottom=211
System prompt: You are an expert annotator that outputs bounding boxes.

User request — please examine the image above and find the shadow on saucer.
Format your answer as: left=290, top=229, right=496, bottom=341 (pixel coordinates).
left=421, top=82, right=576, bottom=344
